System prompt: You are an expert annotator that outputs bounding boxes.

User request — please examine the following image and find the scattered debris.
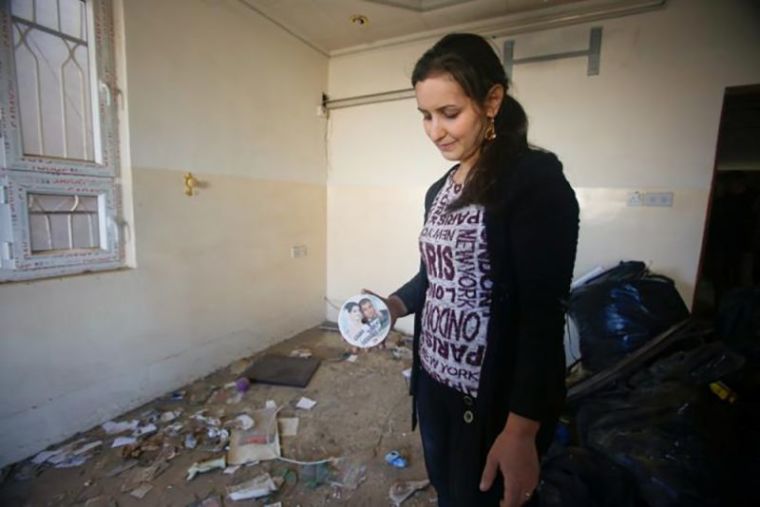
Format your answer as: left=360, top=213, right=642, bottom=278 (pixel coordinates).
left=130, top=483, right=153, bottom=499
left=164, top=422, right=184, bottom=436
left=111, top=436, right=137, bottom=448
left=133, top=423, right=158, bottom=438
left=188, top=494, right=224, bottom=507
left=402, top=368, right=412, bottom=386
left=385, top=450, right=408, bottom=469
left=184, top=433, right=198, bottom=449
left=229, top=377, right=251, bottom=392
left=226, top=391, right=244, bottom=404
left=168, top=390, right=186, bottom=401
left=31, top=439, right=101, bottom=469
left=290, top=348, right=313, bottom=358
left=160, top=410, right=181, bottom=423
left=264, top=503, right=283, bottom=507
left=331, top=459, right=367, bottom=490
left=227, top=408, right=281, bottom=465
left=187, top=456, right=226, bottom=481
left=105, top=459, right=138, bottom=478
left=346, top=354, right=358, bottom=363
left=302, top=462, right=332, bottom=489
left=391, top=346, right=413, bottom=360
left=389, top=479, right=430, bottom=506
left=83, top=495, right=118, bottom=507
left=121, top=446, right=174, bottom=492
left=224, top=465, right=241, bottom=475
left=227, top=473, right=282, bottom=501
left=296, top=397, right=317, bottom=410
left=278, top=417, right=299, bottom=437
left=227, top=414, right=255, bottom=431
left=102, top=420, right=139, bottom=435
left=265, top=400, right=277, bottom=409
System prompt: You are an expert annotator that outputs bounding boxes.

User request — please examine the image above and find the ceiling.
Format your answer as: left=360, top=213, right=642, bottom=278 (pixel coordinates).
left=238, top=0, right=596, bottom=55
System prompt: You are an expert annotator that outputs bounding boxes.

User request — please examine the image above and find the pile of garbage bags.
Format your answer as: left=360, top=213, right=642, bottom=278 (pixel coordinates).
left=535, top=262, right=760, bottom=507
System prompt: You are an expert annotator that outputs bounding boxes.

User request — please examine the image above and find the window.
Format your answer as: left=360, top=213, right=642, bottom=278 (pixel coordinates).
left=0, top=0, right=123, bottom=282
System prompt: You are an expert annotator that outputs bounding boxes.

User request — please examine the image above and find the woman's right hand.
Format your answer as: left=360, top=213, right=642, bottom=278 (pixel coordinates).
left=361, top=289, right=407, bottom=330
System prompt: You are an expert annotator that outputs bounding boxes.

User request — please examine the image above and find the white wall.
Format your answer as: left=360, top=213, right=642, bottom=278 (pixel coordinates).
left=0, top=0, right=328, bottom=467
left=325, top=0, right=760, bottom=332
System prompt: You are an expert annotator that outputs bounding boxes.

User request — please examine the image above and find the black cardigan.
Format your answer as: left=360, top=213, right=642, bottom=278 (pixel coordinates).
left=393, top=148, right=579, bottom=456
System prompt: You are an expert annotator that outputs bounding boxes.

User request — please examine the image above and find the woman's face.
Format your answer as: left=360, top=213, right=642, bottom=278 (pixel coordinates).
left=415, top=73, right=487, bottom=171
left=349, top=305, right=362, bottom=322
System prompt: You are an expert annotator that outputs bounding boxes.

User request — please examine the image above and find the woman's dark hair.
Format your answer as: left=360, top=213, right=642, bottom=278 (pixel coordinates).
left=345, top=302, right=359, bottom=313
left=412, top=33, right=528, bottom=210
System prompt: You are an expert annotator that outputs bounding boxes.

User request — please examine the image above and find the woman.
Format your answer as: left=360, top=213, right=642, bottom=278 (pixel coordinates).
left=376, top=34, right=579, bottom=506
left=344, top=301, right=371, bottom=343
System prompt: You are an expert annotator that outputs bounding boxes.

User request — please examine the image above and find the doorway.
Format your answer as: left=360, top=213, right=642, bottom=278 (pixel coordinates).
left=694, top=85, right=760, bottom=322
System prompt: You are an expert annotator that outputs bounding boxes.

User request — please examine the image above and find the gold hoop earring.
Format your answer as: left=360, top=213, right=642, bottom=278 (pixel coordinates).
left=485, top=116, right=496, bottom=141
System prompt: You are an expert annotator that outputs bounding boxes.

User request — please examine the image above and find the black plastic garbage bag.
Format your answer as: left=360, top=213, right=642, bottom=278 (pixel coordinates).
left=716, top=287, right=760, bottom=342
left=575, top=382, right=731, bottom=507
left=628, top=340, right=746, bottom=388
left=569, top=261, right=689, bottom=372
left=534, top=447, right=641, bottom=507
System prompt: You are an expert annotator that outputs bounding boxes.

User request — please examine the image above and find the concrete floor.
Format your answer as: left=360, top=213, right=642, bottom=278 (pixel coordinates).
left=0, top=328, right=435, bottom=506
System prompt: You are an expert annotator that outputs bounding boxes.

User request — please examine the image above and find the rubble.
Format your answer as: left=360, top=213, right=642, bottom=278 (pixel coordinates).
left=227, top=473, right=282, bottom=501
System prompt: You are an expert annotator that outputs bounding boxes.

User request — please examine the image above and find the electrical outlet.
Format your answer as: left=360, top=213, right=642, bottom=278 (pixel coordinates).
left=642, top=192, right=674, bottom=207
left=627, top=191, right=674, bottom=207
left=291, top=245, right=308, bottom=258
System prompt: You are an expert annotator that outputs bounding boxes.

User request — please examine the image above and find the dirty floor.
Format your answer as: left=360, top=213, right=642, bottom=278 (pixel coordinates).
left=0, top=328, right=435, bottom=506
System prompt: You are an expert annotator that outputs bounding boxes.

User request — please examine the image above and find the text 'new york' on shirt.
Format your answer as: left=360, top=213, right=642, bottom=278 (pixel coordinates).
left=419, top=172, right=494, bottom=398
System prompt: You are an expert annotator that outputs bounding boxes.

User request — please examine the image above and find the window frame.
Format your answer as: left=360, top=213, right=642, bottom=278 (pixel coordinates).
left=0, top=0, right=124, bottom=282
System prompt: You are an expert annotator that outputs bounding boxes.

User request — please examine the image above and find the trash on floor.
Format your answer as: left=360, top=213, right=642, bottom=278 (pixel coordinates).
left=330, top=458, right=367, bottom=490
left=129, top=483, right=153, bottom=499
left=184, top=433, right=198, bottom=449
left=186, top=456, right=226, bottom=481
left=227, top=407, right=281, bottom=465
left=111, top=436, right=137, bottom=448
left=187, top=494, right=224, bottom=507
left=224, top=465, right=241, bottom=475
left=290, top=348, right=313, bottom=358
left=277, top=417, right=299, bottom=437
left=301, top=462, right=332, bottom=489
left=226, top=414, right=255, bottom=431
left=224, top=377, right=252, bottom=393
left=389, top=479, right=430, bottom=506
left=295, top=397, right=317, bottom=410
left=391, top=346, right=413, bottom=360
left=160, top=410, right=181, bottom=423
left=132, top=423, right=157, bottom=438
left=384, top=450, right=408, bottom=468
left=31, top=438, right=102, bottom=469
left=101, top=420, right=139, bottom=435
left=227, top=473, right=282, bottom=501
left=105, top=459, right=138, bottom=478
left=120, top=446, right=174, bottom=493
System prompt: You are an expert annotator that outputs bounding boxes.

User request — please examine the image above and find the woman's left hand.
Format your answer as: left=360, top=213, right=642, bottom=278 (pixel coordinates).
left=479, top=429, right=539, bottom=507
